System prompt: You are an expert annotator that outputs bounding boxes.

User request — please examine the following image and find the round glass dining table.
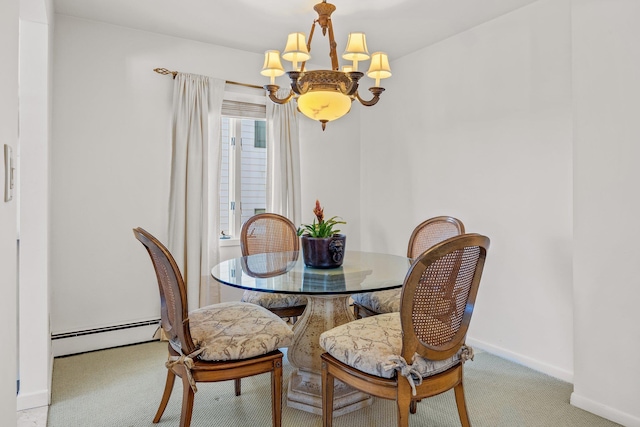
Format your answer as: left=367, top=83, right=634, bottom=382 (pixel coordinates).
left=211, top=250, right=411, bottom=416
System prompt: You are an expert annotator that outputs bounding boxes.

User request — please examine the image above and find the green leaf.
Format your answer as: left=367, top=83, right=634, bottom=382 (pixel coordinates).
left=298, top=208, right=347, bottom=238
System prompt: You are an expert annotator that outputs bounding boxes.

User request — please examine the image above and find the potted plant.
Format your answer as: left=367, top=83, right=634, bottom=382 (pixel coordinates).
left=297, top=200, right=347, bottom=268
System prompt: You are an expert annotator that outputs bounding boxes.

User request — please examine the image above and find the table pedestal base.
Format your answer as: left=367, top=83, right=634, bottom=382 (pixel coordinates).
left=285, top=294, right=373, bottom=415
left=287, top=368, right=373, bottom=416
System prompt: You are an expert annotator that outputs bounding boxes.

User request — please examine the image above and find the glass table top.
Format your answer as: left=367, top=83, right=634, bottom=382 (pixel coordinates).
left=211, top=251, right=411, bottom=295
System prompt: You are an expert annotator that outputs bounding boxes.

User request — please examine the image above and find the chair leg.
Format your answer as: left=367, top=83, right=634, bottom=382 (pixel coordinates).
left=271, top=359, right=283, bottom=427
left=454, top=381, right=471, bottom=427
left=153, top=369, right=176, bottom=423
left=353, top=304, right=360, bottom=319
left=409, top=399, right=418, bottom=414
left=179, top=374, right=195, bottom=427
left=235, top=378, right=241, bottom=396
left=396, top=380, right=412, bottom=427
left=322, top=361, right=335, bottom=427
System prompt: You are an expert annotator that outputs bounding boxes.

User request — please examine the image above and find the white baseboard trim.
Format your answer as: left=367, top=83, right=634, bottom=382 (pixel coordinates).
left=52, top=324, right=159, bottom=357
left=466, top=336, right=573, bottom=383
left=17, top=389, right=49, bottom=411
left=571, top=392, right=640, bottom=427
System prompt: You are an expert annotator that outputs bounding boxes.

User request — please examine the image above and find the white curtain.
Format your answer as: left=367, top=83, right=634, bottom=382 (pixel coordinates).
left=168, top=73, right=225, bottom=309
left=266, top=88, right=302, bottom=226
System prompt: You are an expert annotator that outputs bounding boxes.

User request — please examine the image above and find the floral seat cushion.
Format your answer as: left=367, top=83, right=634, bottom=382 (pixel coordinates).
left=320, top=313, right=472, bottom=383
left=241, top=290, right=307, bottom=309
left=351, top=289, right=401, bottom=314
left=186, top=301, right=294, bottom=361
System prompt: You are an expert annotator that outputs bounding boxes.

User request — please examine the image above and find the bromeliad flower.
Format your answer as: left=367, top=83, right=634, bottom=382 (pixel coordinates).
left=297, top=200, right=346, bottom=238
left=313, top=199, right=324, bottom=223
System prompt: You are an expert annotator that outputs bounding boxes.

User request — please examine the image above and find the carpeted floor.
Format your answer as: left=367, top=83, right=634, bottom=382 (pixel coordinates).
left=47, top=341, right=620, bottom=427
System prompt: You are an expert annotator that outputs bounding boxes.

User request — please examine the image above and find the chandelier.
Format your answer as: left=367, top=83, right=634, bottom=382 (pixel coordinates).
left=260, top=0, right=392, bottom=130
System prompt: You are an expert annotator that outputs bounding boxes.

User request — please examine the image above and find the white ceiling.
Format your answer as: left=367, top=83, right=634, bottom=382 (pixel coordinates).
left=52, top=0, right=539, bottom=60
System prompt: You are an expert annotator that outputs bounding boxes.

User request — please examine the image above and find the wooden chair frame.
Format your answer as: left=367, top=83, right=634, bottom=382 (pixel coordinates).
left=133, top=227, right=284, bottom=427
left=323, top=234, right=489, bottom=427
left=240, top=213, right=306, bottom=319
left=353, top=216, right=465, bottom=318
left=406, top=216, right=466, bottom=259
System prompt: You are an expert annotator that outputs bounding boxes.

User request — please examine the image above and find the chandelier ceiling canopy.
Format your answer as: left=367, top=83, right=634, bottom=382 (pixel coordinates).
left=261, top=0, right=392, bottom=130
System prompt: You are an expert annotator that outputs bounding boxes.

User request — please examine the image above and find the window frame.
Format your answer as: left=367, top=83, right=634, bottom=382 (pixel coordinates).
left=218, top=88, right=267, bottom=244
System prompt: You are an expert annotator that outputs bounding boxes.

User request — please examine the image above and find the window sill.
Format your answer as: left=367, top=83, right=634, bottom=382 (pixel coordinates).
left=219, top=238, right=240, bottom=247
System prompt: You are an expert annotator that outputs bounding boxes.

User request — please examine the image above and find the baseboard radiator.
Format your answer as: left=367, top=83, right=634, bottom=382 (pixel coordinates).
left=51, top=318, right=161, bottom=357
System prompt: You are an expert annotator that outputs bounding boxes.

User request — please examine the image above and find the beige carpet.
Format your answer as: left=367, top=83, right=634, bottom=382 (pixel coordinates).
left=48, top=341, right=619, bottom=427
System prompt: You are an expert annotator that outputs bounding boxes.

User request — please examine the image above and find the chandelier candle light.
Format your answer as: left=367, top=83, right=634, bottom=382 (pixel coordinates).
left=261, top=0, right=392, bottom=130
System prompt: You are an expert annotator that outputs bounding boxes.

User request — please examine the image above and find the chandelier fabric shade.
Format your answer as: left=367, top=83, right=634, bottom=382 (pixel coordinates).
left=260, top=50, right=285, bottom=85
left=282, top=32, right=310, bottom=71
left=261, top=0, right=392, bottom=130
left=367, top=52, right=392, bottom=87
left=343, top=32, right=369, bottom=71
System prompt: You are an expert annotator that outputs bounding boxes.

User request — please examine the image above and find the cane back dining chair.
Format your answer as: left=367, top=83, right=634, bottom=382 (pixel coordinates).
left=240, top=213, right=307, bottom=320
left=352, top=216, right=465, bottom=318
left=133, top=227, right=293, bottom=427
left=320, top=233, right=489, bottom=427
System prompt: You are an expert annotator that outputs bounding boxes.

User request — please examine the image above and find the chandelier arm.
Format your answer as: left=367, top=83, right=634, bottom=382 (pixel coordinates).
left=355, top=87, right=386, bottom=107
left=286, top=71, right=304, bottom=95
left=264, top=85, right=295, bottom=104
left=327, top=19, right=339, bottom=71
left=300, top=20, right=317, bottom=73
left=345, top=71, right=364, bottom=96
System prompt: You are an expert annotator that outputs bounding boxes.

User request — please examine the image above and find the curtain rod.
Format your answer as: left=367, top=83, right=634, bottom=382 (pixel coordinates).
left=153, top=68, right=263, bottom=90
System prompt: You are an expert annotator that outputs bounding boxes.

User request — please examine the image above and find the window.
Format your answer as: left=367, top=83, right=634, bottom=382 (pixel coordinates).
left=254, top=121, right=266, bottom=148
left=219, top=101, right=267, bottom=239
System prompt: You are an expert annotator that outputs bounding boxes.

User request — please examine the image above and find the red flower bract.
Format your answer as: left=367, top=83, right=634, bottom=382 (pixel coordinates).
left=313, top=199, right=324, bottom=224
left=297, top=199, right=345, bottom=238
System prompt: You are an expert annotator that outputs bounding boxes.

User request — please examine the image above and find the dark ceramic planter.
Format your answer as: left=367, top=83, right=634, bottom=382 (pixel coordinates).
left=301, top=234, right=346, bottom=268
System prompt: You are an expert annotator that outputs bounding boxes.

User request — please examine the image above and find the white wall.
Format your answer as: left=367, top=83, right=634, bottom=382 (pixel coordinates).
left=299, top=109, right=362, bottom=251
left=51, top=16, right=363, bottom=352
left=51, top=15, right=255, bottom=348
left=361, top=0, right=574, bottom=380
left=359, top=0, right=640, bottom=423
left=571, top=1, right=640, bottom=425
left=18, top=14, right=52, bottom=409
left=0, top=0, right=19, bottom=423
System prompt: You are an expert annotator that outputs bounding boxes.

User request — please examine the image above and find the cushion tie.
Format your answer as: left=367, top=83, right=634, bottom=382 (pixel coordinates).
left=166, top=347, right=206, bottom=393
left=460, top=345, right=474, bottom=362
left=383, top=355, right=425, bottom=396
left=383, top=346, right=475, bottom=396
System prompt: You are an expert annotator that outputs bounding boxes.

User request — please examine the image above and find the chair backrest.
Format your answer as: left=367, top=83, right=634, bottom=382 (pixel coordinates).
left=241, top=251, right=299, bottom=278
left=400, top=233, right=489, bottom=362
left=240, top=213, right=299, bottom=256
left=133, top=227, right=196, bottom=355
left=407, top=216, right=465, bottom=259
